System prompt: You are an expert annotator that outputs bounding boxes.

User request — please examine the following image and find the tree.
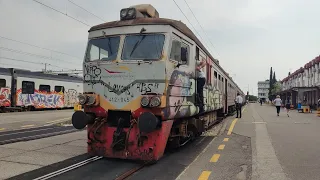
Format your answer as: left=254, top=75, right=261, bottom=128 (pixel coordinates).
left=269, top=67, right=273, bottom=90
left=272, top=72, right=276, bottom=85
left=271, top=82, right=281, bottom=95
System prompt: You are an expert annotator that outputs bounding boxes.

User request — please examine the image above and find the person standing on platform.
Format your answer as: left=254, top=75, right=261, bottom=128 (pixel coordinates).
left=273, top=95, right=282, bottom=116
left=235, top=93, right=243, bottom=118
left=285, top=98, right=291, bottom=117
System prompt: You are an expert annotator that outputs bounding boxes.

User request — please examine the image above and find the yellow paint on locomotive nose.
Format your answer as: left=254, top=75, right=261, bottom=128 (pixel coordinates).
left=99, top=95, right=117, bottom=110
left=117, top=66, right=131, bottom=72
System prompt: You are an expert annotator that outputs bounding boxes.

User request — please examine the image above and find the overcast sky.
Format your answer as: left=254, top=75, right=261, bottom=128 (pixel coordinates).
left=1, top=0, right=320, bottom=96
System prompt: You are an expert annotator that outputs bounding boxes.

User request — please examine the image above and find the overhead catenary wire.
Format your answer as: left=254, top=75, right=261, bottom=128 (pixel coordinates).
left=172, top=0, right=209, bottom=50
left=0, top=46, right=80, bottom=65
left=32, top=0, right=91, bottom=27
left=0, top=56, right=74, bottom=70
left=0, top=36, right=82, bottom=60
left=182, top=0, right=217, bottom=54
left=67, top=0, right=106, bottom=23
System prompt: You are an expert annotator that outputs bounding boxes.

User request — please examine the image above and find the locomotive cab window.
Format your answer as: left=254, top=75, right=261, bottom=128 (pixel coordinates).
left=122, top=34, right=165, bottom=60
left=39, top=85, right=51, bottom=93
left=22, top=81, right=34, bottom=94
left=54, top=86, right=65, bottom=93
left=85, top=36, right=120, bottom=61
left=170, top=40, right=189, bottom=64
left=0, top=79, right=5, bottom=88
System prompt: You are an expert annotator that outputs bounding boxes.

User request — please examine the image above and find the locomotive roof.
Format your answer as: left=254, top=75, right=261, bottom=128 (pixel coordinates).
left=0, top=67, right=83, bottom=82
left=89, top=18, right=244, bottom=95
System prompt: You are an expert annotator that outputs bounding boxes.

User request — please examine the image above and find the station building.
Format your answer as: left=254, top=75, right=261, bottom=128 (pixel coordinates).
left=280, top=55, right=320, bottom=108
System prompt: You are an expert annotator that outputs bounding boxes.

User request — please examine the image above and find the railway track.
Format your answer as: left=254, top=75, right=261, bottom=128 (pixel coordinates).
left=28, top=119, right=226, bottom=180
left=0, top=125, right=78, bottom=145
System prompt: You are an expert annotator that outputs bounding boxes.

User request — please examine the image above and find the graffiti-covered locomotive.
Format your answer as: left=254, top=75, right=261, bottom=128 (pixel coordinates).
left=72, top=4, right=245, bottom=162
left=0, top=67, right=83, bottom=112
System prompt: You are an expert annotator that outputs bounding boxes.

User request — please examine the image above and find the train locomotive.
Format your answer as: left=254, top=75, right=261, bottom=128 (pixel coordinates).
left=72, top=4, right=245, bottom=162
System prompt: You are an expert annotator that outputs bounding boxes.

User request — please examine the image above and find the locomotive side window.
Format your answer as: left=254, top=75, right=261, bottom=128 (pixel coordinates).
left=22, top=81, right=35, bottom=94
left=170, top=40, right=181, bottom=61
left=181, top=42, right=189, bottom=64
left=85, top=36, right=120, bottom=61
left=39, top=85, right=51, bottom=93
left=170, top=40, right=189, bottom=64
left=54, top=86, right=65, bottom=93
left=122, top=34, right=165, bottom=60
left=0, top=79, right=6, bottom=88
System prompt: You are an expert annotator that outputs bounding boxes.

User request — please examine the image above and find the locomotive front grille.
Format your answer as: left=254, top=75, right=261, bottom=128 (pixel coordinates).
left=107, top=110, right=132, bottom=128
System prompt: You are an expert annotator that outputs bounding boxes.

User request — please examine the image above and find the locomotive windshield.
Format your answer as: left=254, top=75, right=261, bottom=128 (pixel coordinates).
left=122, top=34, right=165, bottom=60
left=85, top=36, right=120, bottom=61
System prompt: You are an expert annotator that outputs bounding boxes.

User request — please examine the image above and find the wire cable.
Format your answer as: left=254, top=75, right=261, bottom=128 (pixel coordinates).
left=172, top=0, right=207, bottom=46
left=32, top=0, right=91, bottom=27
left=0, top=46, right=78, bottom=64
left=183, top=0, right=217, bottom=52
left=0, top=36, right=82, bottom=59
left=67, top=0, right=106, bottom=23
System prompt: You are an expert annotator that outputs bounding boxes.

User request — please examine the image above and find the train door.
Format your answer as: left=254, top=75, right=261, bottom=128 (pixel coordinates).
left=10, top=69, right=17, bottom=107
left=225, top=78, right=228, bottom=114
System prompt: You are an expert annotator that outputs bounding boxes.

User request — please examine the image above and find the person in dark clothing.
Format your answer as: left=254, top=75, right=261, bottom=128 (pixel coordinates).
left=260, top=99, right=263, bottom=106
left=196, top=58, right=206, bottom=113
left=235, top=93, right=243, bottom=118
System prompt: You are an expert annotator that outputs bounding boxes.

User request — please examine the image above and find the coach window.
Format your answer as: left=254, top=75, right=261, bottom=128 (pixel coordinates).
left=22, top=81, right=34, bottom=94
left=170, top=40, right=189, bottom=65
left=0, top=79, right=5, bottom=88
left=54, top=86, right=64, bottom=93
left=39, top=85, right=51, bottom=93
left=214, top=71, right=217, bottom=86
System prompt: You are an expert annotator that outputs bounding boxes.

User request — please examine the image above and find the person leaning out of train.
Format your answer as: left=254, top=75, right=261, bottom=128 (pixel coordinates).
left=196, top=58, right=206, bottom=113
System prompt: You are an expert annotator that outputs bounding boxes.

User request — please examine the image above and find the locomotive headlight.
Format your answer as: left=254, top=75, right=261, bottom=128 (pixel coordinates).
left=141, top=97, right=149, bottom=107
left=120, top=8, right=128, bottom=19
left=150, top=97, right=161, bottom=107
left=127, top=8, right=135, bottom=17
left=78, top=94, right=87, bottom=105
left=86, top=96, right=96, bottom=105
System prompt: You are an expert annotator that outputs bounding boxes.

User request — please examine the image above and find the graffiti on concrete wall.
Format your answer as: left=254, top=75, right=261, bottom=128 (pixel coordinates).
left=64, top=89, right=78, bottom=107
left=16, top=89, right=64, bottom=108
left=0, top=88, right=11, bottom=107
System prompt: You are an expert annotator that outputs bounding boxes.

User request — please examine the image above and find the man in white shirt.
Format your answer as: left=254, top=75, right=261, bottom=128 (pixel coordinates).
left=235, top=93, right=243, bottom=118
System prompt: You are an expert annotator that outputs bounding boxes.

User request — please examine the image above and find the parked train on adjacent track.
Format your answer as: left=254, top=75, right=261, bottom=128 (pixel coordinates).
left=0, top=67, right=83, bottom=112
left=72, top=4, right=245, bottom=162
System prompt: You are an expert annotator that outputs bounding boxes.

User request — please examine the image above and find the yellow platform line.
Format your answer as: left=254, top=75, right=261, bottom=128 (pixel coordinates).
left=0, top=128, right=5, bottom=131
left=218, top=144, right=225, bottom=150
left=198, top=171, right=212, bottom=180
left=210, top=154, right=220, bottom=162
left=21, top=124, right=35, bottom=128
left=227, top=118, right=238, bottom=135
left=223, top=138, right=229, bottom=142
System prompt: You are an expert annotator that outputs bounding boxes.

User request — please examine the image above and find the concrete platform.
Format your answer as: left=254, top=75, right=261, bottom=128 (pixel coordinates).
left=0, top=130, right=87, bottom=180
left=176, top=103, right=320, bottom=180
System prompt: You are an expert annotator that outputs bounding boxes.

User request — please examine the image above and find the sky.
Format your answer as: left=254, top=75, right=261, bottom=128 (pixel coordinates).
left=0, top=0, right=320, bottom=96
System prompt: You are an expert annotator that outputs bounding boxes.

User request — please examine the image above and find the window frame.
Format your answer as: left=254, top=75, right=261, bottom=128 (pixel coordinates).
left=54, top=86, right=65, bottom=93
left=0, top=79, right=6, bottom=88
left=121, top=33, right=166, bottom=61
left=169, top=34, right=191, bottom=66
left=39, top=84, right=51, bottom=93
left=22, top=81, right=35, bottom=94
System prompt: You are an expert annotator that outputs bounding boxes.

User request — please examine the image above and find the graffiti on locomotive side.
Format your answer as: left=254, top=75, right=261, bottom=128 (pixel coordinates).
left=0, top=88, right=11, bottom=106
left=105, top=82, right=160, bottom=103
left=64, top=89, right=78, bottom=107
left=84, top=64, right=102, bottom=81
left=17, top=89, right=63, bottom=108
left=164, top=70, right=195, bottom=119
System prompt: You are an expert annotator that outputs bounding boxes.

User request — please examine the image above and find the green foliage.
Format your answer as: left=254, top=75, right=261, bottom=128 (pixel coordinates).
left=248, top=95, right=258, bottom=101
left=270, top=82, right=281, bottom=95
